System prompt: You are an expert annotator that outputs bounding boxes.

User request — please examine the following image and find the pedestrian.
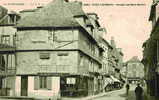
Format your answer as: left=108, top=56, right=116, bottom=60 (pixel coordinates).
left=135, top=83, right=143, bottom=100
left=126, top=83, right=130, bottom=96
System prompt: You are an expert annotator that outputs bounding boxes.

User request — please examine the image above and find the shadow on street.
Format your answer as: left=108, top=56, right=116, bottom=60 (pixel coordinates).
left=119, top=90, right=148, bottom=100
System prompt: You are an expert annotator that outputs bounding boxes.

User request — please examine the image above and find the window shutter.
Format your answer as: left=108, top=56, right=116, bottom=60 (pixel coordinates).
left=34, top=76, right=39, bottom=90
left=47, top=77, right=52, bottom=90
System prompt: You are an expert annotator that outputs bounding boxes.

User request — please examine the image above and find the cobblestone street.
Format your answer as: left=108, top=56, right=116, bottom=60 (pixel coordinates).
left=92, top=85, right=147, bottom=100
left=0, top=85, right=148, bottom=100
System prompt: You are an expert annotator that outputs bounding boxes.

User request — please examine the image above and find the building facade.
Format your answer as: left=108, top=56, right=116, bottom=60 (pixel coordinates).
left=142, top=0, right=159, bottom=100
left=0, top=0, right=125, bottom=99
left=0, top=6, right=20, bottom=96
left=7, top=0, right=105, bottom=99
left=126, top=56, right=144, bottom=84
left=100, top=36, right=124, bottom=90
left=109, top=37, right=124, bottom=80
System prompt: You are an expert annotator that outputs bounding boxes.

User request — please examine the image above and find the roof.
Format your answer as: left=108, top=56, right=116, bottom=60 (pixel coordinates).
left=149, top=3, right=156, bottom=21
left=127, top=56, right=141, bottom=63
left=68, top=1, right=85, bottom=16
left=20, top=9, right=37, bottom=13
left=16, top=0, right=87, bottom=28
left=0, top=6, right=8, bottom=19
left=100, top=37, right=113, bottom=49
left=0, top=6, right=20, bottom=26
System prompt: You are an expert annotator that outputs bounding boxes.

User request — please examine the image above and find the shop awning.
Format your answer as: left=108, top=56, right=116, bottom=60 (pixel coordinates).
left=110, top=75, right=120, bottom=83
left=105, top=78, right=114, bottom=84
left=103, top=78, right=113, bottom=88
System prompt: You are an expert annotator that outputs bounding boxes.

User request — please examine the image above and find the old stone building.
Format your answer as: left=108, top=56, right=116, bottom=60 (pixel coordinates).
left=99, top=36, right=124, bottom=91
left=126, top=56, right=144, bottom=84
left=99, top=37, right=113, bottom=91
left=142, top=0, right=159, bottom=100
left=10, top=0, right=105, bottom=99
left=0, top=0, right=125, bottom=99
left=0, top=6, right=20, bottom=96
left=109, top=37, right=124, bottom=80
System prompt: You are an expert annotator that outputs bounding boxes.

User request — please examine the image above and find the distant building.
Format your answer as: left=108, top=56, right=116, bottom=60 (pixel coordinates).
left=126, top=56, right=144, bottom=83
left=99, top=37, right=112, bottom=76
left=109, top=37, right=124, bottom=80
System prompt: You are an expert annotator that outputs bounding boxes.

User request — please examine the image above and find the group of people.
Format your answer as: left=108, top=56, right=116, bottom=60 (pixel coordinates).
left=126, top=83, right=144, bottom=100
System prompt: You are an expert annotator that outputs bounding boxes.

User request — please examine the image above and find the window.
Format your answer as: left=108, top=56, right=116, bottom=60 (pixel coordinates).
left=57, top=53, right=69, bottom=65
left=34, top=76, right=52, bottom=90
left=1, top=35, right=10, bottom=45
left=0, top=55, right=5, bottom=71
left=66, top=78, right=76, bottom=84
left=80, top=55, right=84, bottom=66
left=39, top=53, right=50, bottom=59
left=39, top=76, right=47, bottom=89
left=57, top=53, right=68, bottom=56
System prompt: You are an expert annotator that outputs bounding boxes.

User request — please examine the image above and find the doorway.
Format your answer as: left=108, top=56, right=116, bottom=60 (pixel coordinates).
left=21, top=76, right=28, bottom=96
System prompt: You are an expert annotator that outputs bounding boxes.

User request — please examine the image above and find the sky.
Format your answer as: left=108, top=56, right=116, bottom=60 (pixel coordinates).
left=0, top=0, right=152, bottom=61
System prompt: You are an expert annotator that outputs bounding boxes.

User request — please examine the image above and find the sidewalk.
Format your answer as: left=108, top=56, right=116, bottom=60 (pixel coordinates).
left=62, top=89, right=123, bottom=100
left=125, top=90, right=148, bottom=100
left=124, top=86, right=148, bottom=100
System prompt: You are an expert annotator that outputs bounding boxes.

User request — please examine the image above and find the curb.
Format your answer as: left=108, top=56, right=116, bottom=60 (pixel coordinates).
left=62, top=89, right=123, bottom=100
left=83, top=89, right=123, bottom=100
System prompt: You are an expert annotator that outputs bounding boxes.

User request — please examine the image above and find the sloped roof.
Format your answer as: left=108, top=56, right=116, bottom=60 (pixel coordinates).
left=68, top=1, right=85, bottom=16
left=127, top=56, right=140, bottom=63
left=0, top=6, right=8, bottom=19
left=16, top=0, right=86, bottom=28
left=0, top=6, right=8, bottom=25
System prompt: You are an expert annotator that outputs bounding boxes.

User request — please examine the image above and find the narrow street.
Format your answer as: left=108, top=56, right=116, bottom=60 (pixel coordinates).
left=92, top=85, right=146, bottom=100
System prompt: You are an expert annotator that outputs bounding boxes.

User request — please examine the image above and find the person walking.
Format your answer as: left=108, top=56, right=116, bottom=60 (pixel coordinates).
left=126, top=83, right=130, bottom=96
left=135, top=83, right=143, bottom=100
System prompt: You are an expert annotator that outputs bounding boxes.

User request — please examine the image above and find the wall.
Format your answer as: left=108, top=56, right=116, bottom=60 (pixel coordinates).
left=14, top=76, right=60, bottom=98
left=120, top=66, right=126, bottom=76
left=16, top=29, right=80, bottom=75
left=0, top=54, right=16, bottom=74
left=0, top=26, right=16, bottom=46
left=16, top=29, right=78, bottom=50
left=78, top=52, right=101, bottom=74
left=156, top=4, right=159, bottom=21
left=78, top=30, right=100, bottom=59
left=15, top=76, right=21, bottom=96
left=127, top=62, right=144, bottom=78
left=28, top=76, right=60, bottom=98
left=16, top=51, right=78, bottom=75
left=77, top=29, right=102, bottom=74
left=101, top=41, right=109, bottom=74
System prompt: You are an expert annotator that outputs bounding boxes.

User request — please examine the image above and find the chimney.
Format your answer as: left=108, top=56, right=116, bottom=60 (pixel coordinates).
left=111, top=36, right=116, bottom=47
left=117, top=48, right=122, bottom=52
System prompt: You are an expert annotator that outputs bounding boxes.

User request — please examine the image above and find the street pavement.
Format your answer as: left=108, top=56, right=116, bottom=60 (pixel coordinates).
left=0, top=85, right=148, bottom=100
left=92, top=85, right=147, bottom=100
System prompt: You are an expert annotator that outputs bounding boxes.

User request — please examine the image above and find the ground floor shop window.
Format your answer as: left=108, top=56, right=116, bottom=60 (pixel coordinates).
left=40, top=76, right=47, bottom=89
left=34, top=76, right=52, bottom=90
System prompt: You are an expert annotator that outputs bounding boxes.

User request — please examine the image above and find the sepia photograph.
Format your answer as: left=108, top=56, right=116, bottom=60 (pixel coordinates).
left=0, top=0, right=156, bottom=100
